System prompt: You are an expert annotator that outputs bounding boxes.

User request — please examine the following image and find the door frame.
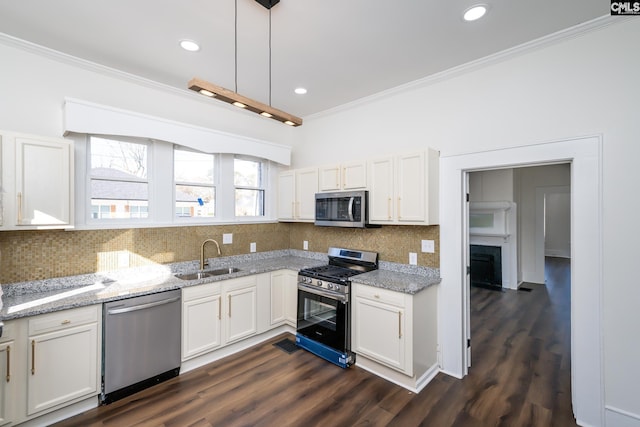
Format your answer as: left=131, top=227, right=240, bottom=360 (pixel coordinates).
left=439, top=135, right=604, bottom=426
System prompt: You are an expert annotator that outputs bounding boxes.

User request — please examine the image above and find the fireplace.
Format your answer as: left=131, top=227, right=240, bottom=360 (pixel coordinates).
left=468, top=201, right=518, bottom=290
left=470, top=245, right=502, bottom=290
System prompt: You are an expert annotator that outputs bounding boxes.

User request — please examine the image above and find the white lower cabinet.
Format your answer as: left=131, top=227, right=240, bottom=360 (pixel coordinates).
left=0, top=320, right=20, bottom=426
left=352, top=283, right=437, bottom=381
left=224, top=277, right=257, bottom=343
left=353, top=284, right=412, bottom=375
left=182, top=275, right=258, bottom=361
left=182, top=282, right=223, bottom=360
left=26, top=306, right=101, bottom=417
left=269, top=270, right=297, bottom=327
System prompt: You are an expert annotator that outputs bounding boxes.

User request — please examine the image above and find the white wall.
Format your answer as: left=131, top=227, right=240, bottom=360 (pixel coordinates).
left=469, top=169, right=514, bottom=202
left=545, top=191, right=571, bottom=257
left=0, top=38, right=294, bottom=147
left=295, top=19, right=640, bottom=424
left=517, top=164, right=571, bottom=283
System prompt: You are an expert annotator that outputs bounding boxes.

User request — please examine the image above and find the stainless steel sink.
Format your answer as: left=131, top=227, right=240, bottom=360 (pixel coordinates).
left=175, top=267, right=241, bottom=280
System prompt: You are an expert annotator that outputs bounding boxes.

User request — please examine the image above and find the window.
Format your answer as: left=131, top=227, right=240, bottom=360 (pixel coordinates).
left=234, top=157, right=265, bottom=217
left=174, top=148, right=216, bottom=218
left=89, top=137, right=149, bottom=219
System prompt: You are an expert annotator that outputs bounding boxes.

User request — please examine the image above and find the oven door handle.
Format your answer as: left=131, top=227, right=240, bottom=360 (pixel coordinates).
left=298, top=284, right=348, bottom=303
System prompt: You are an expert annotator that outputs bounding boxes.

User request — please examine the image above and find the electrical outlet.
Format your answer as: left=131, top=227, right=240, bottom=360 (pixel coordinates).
left=409, top=252, right=418, bottom=265
left=250, top=242, right=256, bottom=253
left=223, top=233, right=233, bottom=244
left=421, top=239, right=435, bottom=253
left=303, top=240, right=309, bottom=250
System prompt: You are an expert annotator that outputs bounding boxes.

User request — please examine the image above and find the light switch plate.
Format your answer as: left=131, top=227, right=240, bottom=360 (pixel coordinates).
left=303, top=240, right=309, bottom=250
left=250, top=242, right=256, bottom=253
left=409, top=252, right=418, bottom=265
left=223, top=233, right=233, bottom=244
left=421, top=239, right=435, bottom=253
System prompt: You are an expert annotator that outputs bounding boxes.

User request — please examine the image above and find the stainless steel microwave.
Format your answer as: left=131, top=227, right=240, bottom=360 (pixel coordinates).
left=315, top=191, right=370, bottom=228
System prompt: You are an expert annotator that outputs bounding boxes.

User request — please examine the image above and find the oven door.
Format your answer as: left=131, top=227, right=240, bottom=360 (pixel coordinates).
left=296, top=284, right=349, bottom=352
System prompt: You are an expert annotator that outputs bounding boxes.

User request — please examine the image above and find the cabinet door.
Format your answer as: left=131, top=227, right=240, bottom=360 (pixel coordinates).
left=283, top=271, right=298, bottom=325
left=342, top=161, right=367, bottom=190
left=354, top=297, right=406, bottom=373
left=396, top=152, right=425, bottom=222
left=368, top=157, right=395, bottom=223
left=295, top=168, right=318, bottom=220
left=27, top=323, right=98, bottom=416
left=278, top=171, right=295, bottom=220
left=225, top=286, right=257, bottom=343
left=319, top=165, right=341, bottom=191
left=16, top=137, right=71, bottom=226
left=270, top=271, right=287, bottom=325
left=0, top=341, right=15, bottom=426
left=182, top=294, right=222, bottom=360
left=271, top=270, right=298, bottom=327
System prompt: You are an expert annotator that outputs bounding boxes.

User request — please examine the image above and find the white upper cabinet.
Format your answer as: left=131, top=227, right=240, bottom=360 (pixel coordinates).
left=368, top=149, right=439, bottom=225
left=277, top=168, right=318, bottom=221
left=1, top=130, right=74, bottom=230
left=319, top=161, right=367, bottom=192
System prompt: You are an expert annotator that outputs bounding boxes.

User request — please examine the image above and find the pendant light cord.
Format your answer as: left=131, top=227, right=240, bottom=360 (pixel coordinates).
left=234, top=0, right=238, bottom=93
left=269, top=7, right=272, bottom=107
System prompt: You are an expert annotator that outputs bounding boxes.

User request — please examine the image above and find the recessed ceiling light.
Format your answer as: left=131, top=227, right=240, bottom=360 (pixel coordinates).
left=294, top=87, right=307, bottom=95
left=180, top=40, right=200, bottom=52
left=463, top=4, right=488, bottom=21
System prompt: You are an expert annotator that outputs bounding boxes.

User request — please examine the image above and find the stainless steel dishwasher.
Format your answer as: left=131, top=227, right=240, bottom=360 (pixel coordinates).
left=102, top=289, right=181, bottom=404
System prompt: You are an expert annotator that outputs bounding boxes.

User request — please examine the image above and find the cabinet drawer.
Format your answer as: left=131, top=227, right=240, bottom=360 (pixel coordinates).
left=183, top=282, right=222, bottom=302
left=354, top=284, right=406, bottom=307
left=28, top=305, right=99, bottom=336
left=0, top=320, right=18, bottom=343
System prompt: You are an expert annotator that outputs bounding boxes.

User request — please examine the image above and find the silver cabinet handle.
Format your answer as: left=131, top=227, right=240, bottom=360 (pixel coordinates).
left=398, top=312, right=402, bottom=339
left=218, top=297, right=221, bottom=320
left=228, top=295, right=232, bottom=318
left=107, top=296, right=180, bottom=315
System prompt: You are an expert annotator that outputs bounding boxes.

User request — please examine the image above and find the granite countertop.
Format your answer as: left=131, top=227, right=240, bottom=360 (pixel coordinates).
left=0, top=250, right=440, bottom=321
left=351, top=261, right=441, bottom=294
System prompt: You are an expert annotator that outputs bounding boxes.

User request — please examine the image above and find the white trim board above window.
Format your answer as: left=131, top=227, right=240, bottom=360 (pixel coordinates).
left=63, top=98, right=291, bottom=166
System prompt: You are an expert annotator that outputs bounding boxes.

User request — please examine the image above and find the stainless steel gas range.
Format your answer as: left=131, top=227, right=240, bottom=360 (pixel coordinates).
left=296, top=247, right=378, bottom=368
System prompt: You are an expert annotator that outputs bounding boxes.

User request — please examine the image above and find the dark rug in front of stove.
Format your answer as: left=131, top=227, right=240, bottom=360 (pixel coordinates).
left=273, top=338, right=300, bottom=354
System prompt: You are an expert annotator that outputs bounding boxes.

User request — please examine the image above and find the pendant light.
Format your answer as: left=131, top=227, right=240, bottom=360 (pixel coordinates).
left=188, top=0, right=302, bottom=126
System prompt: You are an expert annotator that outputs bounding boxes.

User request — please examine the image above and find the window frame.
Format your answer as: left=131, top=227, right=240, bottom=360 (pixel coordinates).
left=74, top=135, right=278, bottom=229
left=233, top=155, right=267, bottom=219
left=86, top=135, right=151, bottom=224
left=173, top=146, right=218, bottom=223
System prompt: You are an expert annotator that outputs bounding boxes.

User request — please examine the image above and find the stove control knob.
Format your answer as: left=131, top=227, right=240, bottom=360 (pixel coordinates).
left=317, top=281, right=323, bottom=287
left=328, top=284, right=333, bottom=289
left=306, top=277, right=312, bottom=284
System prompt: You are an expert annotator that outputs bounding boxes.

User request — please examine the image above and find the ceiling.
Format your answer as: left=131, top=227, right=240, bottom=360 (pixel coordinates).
left=0, top=0, right=608, bottom=119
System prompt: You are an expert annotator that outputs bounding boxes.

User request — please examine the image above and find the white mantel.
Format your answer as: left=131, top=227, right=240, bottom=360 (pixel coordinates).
left=469, top=201, right=519, bottom=290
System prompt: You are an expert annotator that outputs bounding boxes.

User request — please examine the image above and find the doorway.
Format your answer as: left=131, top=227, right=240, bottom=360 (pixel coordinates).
left=467, top=164, right=573, bottom=423
left=439, top=136, right=603, bottom=426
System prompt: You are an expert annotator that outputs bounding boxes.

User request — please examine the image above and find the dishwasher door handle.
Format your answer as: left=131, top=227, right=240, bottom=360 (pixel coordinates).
left=107, top=296, right=181, bottom=315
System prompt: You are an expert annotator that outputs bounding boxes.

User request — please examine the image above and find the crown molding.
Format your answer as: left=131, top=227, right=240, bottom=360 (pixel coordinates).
left=306, top=14, right=624, bottom=122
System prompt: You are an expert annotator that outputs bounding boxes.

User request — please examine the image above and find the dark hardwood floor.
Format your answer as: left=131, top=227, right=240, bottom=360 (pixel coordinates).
left=54, top=258, right=575, bottom=427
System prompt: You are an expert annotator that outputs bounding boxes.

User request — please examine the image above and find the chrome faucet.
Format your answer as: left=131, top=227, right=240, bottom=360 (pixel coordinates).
left=200, top=239, right=221, bottom=271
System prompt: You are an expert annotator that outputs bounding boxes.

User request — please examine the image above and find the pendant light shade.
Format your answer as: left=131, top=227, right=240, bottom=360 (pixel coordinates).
left=188, top=78, right=302, bottom=126
left=188, top=0, right=302, bottom=127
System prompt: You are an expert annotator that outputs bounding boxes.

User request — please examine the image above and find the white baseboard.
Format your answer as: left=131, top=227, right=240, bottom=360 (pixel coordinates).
left=181, top=325, right=294, bottom=374
left=18, top=396, right=99, bottom=427
left=605, top=406, right=640, bottom=427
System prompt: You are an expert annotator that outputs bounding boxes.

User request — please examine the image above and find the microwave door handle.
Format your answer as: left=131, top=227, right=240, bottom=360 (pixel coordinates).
left=348, top=197, right=355, bottom=222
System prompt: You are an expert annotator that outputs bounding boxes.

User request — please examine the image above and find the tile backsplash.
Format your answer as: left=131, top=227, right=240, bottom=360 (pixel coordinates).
left=0, top=222, right=439, bottom=284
